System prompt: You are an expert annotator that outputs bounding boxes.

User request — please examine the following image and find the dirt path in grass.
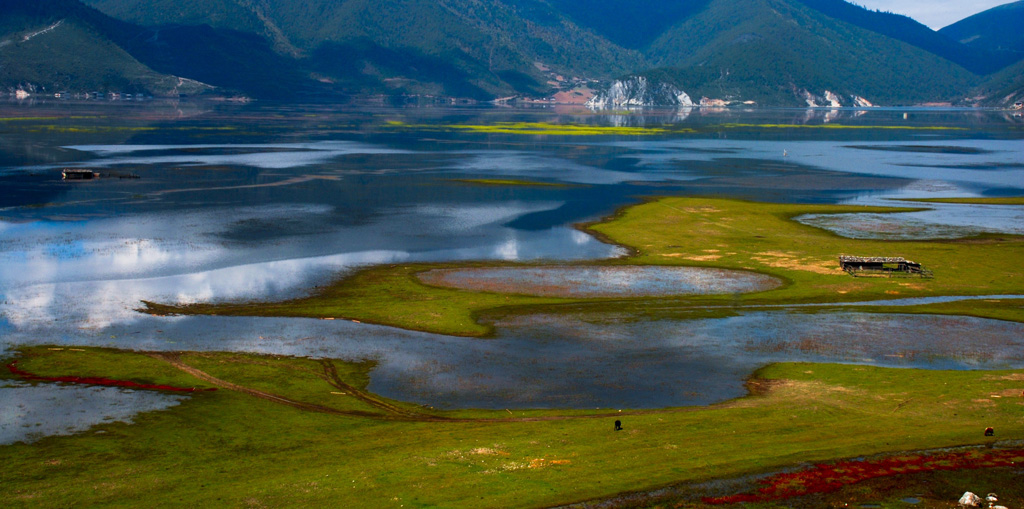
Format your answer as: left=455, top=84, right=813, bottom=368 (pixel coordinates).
left=148, top=353, right=703, bottom=423
left=316, top=359, right=436, bottom=419
left=147, top=353, right=397, bottom=420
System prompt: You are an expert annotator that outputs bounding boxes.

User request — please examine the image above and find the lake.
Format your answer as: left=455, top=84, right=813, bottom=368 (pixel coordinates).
left=1, top=102, right=1023, bottom=427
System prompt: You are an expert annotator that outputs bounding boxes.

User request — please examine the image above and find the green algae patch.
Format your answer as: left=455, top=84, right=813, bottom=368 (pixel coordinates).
left=900, top=196, right=1024, bottom=205
left=143, top=197, right=1024, bottom=336
left=387, top=120, right=680, bottom=136
left=2, top=347, right=1023, bottom=507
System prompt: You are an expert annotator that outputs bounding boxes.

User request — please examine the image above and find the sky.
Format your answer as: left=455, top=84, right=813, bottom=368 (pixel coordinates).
left=852, top=0, right=1015, bottom=29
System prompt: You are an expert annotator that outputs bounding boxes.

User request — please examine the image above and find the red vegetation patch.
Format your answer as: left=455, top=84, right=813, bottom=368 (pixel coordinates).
left=7, top=361, right=216, bottom=393
left=702, top=449, right=1024, bottom=504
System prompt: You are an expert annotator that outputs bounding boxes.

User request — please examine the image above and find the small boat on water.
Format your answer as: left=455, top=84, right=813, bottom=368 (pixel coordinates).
left=62, top=169, right=98, bottom=180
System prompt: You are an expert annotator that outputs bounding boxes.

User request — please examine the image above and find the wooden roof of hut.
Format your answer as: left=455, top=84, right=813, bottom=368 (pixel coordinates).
left=839, top=255, right=914, bottom=265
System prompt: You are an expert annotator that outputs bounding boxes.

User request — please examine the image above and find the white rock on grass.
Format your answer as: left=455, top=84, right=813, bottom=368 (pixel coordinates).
left=958, top=492, right=981, bottom=507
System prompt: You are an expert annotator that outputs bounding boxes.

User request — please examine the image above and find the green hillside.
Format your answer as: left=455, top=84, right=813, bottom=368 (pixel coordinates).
left=81, top=0, right=642, bottom=99
left=940, top=0, right=1024, bottom=54
left=7, top=0, right=1017, bottom=104
left=0, top=1, right=210, bottom=96
left=118, top=25, right=321, bottom=98
left=973, top=58, right=1024, bottom=106
left=544, top=0, right=711, bottom=50
left=82, top=0, right=265, bottom=35
left=795, top=0, right=1022, bottom=75
left=641, top=0, right=978, bottom=105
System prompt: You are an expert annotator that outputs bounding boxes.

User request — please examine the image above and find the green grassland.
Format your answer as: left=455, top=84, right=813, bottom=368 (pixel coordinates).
left=144, top=198, right=1024, bottom=336
left=2, top=346, right=1022, bottom=507
left=588, top=198, right=1024, bottom=303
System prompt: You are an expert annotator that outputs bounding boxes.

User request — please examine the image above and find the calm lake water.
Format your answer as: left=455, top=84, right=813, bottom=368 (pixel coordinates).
left=1, top=102, right=1023, bottom=420
left=418, top=266, right=783, bottom=297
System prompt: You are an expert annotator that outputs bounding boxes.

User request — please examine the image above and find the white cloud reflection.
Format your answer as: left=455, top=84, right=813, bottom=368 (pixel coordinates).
left=615, top=139, right=1024, bottom=190
left=448, top=151, right=700, bottom=185
left=61, top=141, right=411, bottom=170
left=0, top=383, right=186, bottom=445
left=0, top=199, right=620, bottom=332
left=1, top=249, right=411, bottom=329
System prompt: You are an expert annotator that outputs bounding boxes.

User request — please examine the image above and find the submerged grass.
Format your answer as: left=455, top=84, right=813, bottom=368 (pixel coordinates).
left=858, top=298, right=1024, bottom=323
left=1, top=346, right=1022, bottom=507
left=144, top=198, right=1024, bottom=336
left=448, top=178, right=575, bottom=188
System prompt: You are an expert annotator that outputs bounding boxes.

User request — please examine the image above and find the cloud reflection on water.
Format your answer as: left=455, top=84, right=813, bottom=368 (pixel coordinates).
left=0, top=382, right=187, bottom=445
left=0, top=197, right=619, bottom=331
left=62, top=141, right=412, bottom=170
left=2, top=310, right=1022, bottom=411
left=447, top=150, right=701, bottom=185
left=615, top=138, right=1024, bottom=190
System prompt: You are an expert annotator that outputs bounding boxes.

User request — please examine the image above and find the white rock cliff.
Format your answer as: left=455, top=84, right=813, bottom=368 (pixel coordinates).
left=587, top=77, right=694, bottom=109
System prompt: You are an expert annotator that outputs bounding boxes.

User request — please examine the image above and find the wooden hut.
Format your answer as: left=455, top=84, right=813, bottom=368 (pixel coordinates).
left=838, top=255, right=932, bottom=278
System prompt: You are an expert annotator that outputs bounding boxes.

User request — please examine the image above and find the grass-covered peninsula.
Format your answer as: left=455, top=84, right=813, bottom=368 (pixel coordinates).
left=143, top=198, right=1024, bottom=336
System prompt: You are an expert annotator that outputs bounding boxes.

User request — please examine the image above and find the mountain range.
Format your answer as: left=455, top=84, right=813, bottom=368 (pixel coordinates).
left=1, top=0, right=1022, bottom=106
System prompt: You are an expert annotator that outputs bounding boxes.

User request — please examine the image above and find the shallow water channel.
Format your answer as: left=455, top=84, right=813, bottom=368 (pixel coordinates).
left=1, top=104, right=1023, bottom=432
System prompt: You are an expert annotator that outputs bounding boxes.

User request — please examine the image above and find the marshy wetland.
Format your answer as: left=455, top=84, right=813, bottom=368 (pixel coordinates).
left=1, top=103, right=1023, bottom=506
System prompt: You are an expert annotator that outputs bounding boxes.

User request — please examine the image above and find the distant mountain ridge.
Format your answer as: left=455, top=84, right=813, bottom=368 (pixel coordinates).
left=0, top=0, right=208, bottom=96
left=793, top=0, right=1021, bottom=75
left=940, top=1, right=1024, bottom=54
left=940, top=1, right=1024, bottom=106
left=0, top=0, right=327, bottom=98
left=3, top=0, right=1023, bottom=106
left=637, top=0, right=980, bottom=106
left=79, top=0, right=642, bottom=99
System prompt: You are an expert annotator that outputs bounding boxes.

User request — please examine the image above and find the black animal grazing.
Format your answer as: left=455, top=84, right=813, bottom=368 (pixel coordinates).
left=614, top=420, right=622, bottom=431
